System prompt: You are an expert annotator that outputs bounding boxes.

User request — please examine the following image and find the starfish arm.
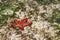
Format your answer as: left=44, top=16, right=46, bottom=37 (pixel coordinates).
left=21, top=18, right=28, bottom=23
left=24, top=22, right=32, bottom=26
left=13, top=18, right=18, bottom=23
left=13, top=18, right=21, bottom=24
left=16, top=20, right=21, bottom=24
left=11, top=24, right=17, bottom=28
left=20, top=26, right=24, bottom=30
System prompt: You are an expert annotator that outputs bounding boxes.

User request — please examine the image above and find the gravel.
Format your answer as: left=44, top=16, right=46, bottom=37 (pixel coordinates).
left=0, top=0, right=60, bottom=40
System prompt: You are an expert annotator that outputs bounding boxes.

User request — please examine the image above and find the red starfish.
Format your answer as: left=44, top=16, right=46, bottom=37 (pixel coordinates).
left=11, top=18, right=32, bottom=30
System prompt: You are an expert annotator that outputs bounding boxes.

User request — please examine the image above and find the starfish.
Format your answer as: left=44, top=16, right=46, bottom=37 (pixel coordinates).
left=11, top=18, right=32, bottom=30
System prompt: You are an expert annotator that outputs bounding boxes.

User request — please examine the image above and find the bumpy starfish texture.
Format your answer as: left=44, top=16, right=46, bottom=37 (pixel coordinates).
left=11, top=18, right=32, bottom=30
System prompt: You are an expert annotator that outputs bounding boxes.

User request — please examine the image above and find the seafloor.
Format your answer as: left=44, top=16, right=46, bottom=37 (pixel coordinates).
left=0, top=0, right=60, bottom=40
